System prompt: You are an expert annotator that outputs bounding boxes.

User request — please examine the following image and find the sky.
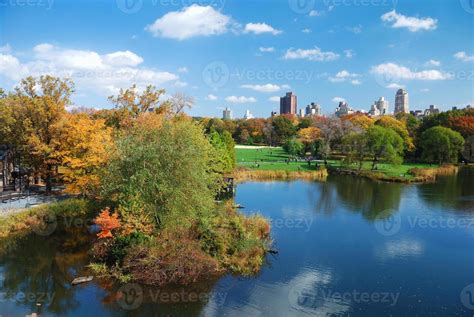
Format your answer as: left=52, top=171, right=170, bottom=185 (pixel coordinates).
left=0, top=0, right=473, bottom=118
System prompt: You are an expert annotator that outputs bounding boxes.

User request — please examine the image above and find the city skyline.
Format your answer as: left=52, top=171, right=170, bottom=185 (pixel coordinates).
left=0, top=0, right=473, bottom=117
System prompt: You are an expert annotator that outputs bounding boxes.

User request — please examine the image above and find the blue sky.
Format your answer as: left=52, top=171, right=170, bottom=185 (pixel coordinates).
left=0, top=0, right=473, bottom=117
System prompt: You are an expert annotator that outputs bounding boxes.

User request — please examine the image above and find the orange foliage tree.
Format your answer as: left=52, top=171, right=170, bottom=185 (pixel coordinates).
left=95, top=207, right=121, bottom=239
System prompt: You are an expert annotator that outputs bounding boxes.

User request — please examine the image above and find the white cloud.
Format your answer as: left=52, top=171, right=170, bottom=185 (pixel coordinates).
left=332, top=97, right=345, bottom=103
left=371, top=62, right=453, bottom=80
left=329, top=70, right=360, bottom=83
left=425, top=59, right=440, bottom=67
left=0, top=43, right=180, bottom=96
left=454, top=51, right=474, bottom=62
left=244, top=23, right=282, bottom=35
left=344, top=49, right=355, bottom=58
left=269, top=96, right=280, bottom=102
left=241, top=83, right=283, bottom=93
left=386, top=83, right=405, bottom=89
left=206, top=94, right=218, bottom=100
left=225, top=95, right=257, bottom=103
left=145, top=5, right=231, bottom=40
left=0, top=54, right=28, bottom=80
left=283, top=47, right=340, bottom=62
left=259, top=47, right=275, bottom=53
left=381, top=10, right=437, bottom=32
left=302, top=28, right=312, bottom=34
left=178, top=67, right=188, bottom=73
left=103, top=50, right=144, bottom=67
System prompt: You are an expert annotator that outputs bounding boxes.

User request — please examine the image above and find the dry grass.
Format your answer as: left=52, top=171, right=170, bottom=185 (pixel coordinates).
left=233, top=168, right=328, bottom=182
left=408, top=164, right=459, bottom=182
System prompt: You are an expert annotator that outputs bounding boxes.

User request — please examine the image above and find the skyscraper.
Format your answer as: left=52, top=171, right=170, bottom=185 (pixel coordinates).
left=394, top=89, right=409, bottom=114
left=376, top=97, right=389, bottom=115
left=222, top=107, right=232, bottom=120
left=305, top=102, right=322, bottom=116
left=280, top=92, right=297, bottom=115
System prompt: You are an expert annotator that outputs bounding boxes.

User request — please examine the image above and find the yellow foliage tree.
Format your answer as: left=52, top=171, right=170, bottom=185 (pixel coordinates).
left=58, top=113, right=113, bottom=197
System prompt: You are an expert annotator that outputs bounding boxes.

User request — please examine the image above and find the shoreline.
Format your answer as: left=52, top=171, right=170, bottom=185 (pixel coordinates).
left=233, top=164, right=460, bottom=184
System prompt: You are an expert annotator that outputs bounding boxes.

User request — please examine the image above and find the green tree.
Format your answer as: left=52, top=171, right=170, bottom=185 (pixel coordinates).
left=342, top=132, right=368, bottom=170
left=271, top=116, right=297, bottom=145
left=283, top=138, right=304, bottom=157
left=101, top=114, right=222, bottom=232
left=420, top=126, right=465, bottom=164
left=366, top=125, right=404, bottom=170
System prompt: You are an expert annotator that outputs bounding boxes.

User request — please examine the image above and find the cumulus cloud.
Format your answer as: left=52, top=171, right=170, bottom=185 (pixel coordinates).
left=206, top=94, right=218, bottom=100
left=0, top=44, right=12, bottom=54
left=381, top=10, right=437, bottom=32
left=329, top=70, right=360, bottom=83
left=386, top=83, right=405, bottom=89
left=454, top=51, right=474, bottom=62
left=225, top=95, right=257, bottom=103
left=302, top=28, right=312, bottom=34
left=425, top=59, right=441, bottom=67
left=371, top=62, right=452, bottom=80
left=332, top=97, right=346, bottom=103
left=0, top=43, right=179, bottom=96
left=283, top=47, right=339, bottom=62
left=244, top=23, right=282, bottom=35
left=269, top=96, right=280, bottom=102
left=241, top=83, right=284, bottom=93
left=259, top=47, right=275, bottom=53
left=146, top=5, right=231, bottom=40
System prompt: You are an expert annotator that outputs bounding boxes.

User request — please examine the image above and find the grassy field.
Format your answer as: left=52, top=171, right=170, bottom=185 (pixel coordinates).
left=235, top=146, right=437, bottom=178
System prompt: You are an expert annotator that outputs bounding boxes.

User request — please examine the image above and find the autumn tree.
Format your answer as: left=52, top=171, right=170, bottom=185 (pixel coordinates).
left=58, top=113, right=113, bottom=197
left=12, top=76, right=74, bottom=193
left=375, top=116, right=414, bottom=151
left=298, top=127, right=321, bottom=153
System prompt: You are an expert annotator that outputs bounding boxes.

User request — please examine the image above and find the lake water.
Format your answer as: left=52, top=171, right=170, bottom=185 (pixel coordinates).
left=1, top=169, right=473, bottom=316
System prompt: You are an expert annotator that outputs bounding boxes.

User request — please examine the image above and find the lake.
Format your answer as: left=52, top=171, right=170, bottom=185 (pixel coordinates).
left=1, top=168, right=473, bottom=316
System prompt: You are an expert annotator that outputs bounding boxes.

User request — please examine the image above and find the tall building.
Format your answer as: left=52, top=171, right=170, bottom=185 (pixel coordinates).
left=244, top=109, right=254, bottom=120
left=424, top=105, right=439, bottom=116
left=305, top=102, right=322, bottom=116
left=394, top=89, right=409, bottom=114
left=335, top=101, right=354, bottom=117
left=222, top=107, right=232, bottom=120
left=298, top=109, right=305, bottom=118
left=376, top=97, right=389, bottom=115
left=280, top=92, right=297, bottom=115
left=369, top=103, right=380, bottom=116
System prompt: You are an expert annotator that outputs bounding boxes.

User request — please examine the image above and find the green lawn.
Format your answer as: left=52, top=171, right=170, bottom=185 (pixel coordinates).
left=236, top=145, right=436, bottom=177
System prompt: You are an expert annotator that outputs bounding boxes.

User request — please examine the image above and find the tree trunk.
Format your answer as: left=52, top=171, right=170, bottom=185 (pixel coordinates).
left=371, top=157, right=377, bottom=171
left=46, top=164, right=53, bottom=194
